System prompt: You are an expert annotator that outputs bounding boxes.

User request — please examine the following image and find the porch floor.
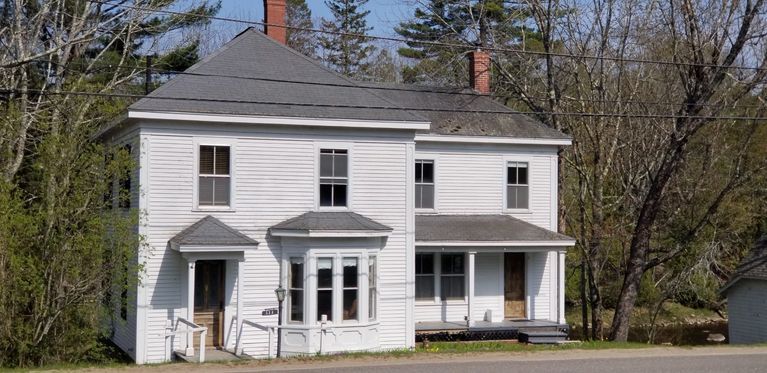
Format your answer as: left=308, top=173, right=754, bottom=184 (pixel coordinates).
left=416, top=319, right=562, bottom=332
left=415, top=320, right=568, bottom=342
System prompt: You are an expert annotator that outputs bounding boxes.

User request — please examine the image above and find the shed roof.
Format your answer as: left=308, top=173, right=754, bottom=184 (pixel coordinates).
left=169, top=215, right=258, bottom=247
left=721, top=236, right=767, bottom=294
left=415, top=214, right=574, bottom=244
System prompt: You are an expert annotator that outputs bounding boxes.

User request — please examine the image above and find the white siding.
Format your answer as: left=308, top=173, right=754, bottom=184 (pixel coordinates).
left=136, top=123, right=412, bottom=363
left=727, top=279, right=767, bottom=344
left=415, top=143, right=558, bottom=230
left=526, top=251, right=551, bottom=321
left=472, top=253, right=504, bottom=322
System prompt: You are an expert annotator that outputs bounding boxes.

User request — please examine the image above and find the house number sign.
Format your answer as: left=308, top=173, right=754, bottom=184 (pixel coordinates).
left=261, top=308, right=278, bottom=316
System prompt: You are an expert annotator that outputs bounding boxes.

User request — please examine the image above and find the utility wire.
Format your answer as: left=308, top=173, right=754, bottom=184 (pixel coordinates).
left=30, top=58, right=766, bottom=112
left=90, top=0, right=767, bottom=73
left=2, top=88, right=766, bottom=122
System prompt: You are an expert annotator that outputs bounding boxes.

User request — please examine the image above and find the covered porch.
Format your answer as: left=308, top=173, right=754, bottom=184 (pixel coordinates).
left=414, top=215, right=575, bottom=335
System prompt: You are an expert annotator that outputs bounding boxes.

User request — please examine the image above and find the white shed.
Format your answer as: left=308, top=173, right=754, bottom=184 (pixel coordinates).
left=721, top=236, right=767, bottom=344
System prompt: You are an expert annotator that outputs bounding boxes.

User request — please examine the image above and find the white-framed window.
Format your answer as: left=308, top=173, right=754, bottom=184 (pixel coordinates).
left=415, top=160, right=435, bottom=209
left=316, top=257, right=334, bottom=322
left=415, top=253, right=435, bottom=301
left=368, top=256, right=377, bottom=320
left=288, top=257, right=304, bottom=323
left=198, top=145, right=231, bottom=207
left=440, top=253, right=465, bottom=300
left=319, top=149, right=348, bottom=207
left=506, top=161, right=529, bottom=210
left=342, top=257, right=359, bottom=321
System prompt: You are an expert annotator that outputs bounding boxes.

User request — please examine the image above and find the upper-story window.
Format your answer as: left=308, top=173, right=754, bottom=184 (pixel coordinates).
left=199, top=145, right=231, bottom=206
left=506, top=161, right=529, bottom=210
left=319, top=149, right=348, bottom=207
left=415, top=160, right=434, bottom=209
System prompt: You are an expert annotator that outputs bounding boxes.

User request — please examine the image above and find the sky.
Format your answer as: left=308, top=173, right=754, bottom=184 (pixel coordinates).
left=215, top=0, right=416, bottom=38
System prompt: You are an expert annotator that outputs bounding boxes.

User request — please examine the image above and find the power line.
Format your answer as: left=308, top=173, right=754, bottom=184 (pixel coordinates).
left=2, top=87, right=766, bottom=122
left=90, top=0, right=767, bottom=73
left=32, top=58, right=766, bottom=112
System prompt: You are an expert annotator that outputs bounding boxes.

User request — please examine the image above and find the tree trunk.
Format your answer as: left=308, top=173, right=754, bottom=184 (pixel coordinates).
left=580, top=257, right=590, bottom=340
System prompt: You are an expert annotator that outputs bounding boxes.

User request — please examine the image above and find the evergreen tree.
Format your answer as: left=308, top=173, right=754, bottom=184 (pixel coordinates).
left=318, top=0, right=376, bottom=78
left=286, top=0, right=317, bottom=58
left=396, top=0, right=542, bottom=85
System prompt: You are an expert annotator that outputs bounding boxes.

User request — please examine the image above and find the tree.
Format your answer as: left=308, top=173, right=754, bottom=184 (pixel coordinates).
left=396, top=0, right=542, bottom=85
left=286, top=0, right=316, bottom=58
left=318, top=0, right=376, bottom=78
left=366, top=49, right=400, bottom=83
left=0, top=0, right=219, bottom=366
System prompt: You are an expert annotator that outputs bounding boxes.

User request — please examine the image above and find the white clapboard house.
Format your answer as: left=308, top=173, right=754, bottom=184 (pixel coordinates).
left=720, top=236, right=767, bottom=344
left=101, top=0, right=575, bottom=364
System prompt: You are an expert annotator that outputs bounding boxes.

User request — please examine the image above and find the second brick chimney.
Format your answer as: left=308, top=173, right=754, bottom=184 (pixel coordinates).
left=264, top=0, right=287, bottom=45
left=468, top=49, right=491, bottom=94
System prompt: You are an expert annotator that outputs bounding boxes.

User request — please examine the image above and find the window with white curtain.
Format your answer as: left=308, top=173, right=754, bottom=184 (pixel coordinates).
left=317, top=258, right=333, bottom=321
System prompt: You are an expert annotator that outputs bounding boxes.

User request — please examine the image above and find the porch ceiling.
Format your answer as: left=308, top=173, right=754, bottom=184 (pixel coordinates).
left=415, top=214, right=574, bottom=247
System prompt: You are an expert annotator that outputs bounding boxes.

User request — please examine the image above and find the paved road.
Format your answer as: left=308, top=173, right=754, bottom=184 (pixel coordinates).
left=224, top=347, right=767, bottom=373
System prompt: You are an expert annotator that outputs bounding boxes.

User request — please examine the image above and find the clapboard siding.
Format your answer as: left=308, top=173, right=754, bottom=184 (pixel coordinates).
left=473, top=253, right=504, bottom=322
left=727, top=279, right=767, bottom=344
left=136, top=123, right=412, bottom=362
left=527, top=251, right=551, bottom=320
left=415, top=143, right=558, bottom=231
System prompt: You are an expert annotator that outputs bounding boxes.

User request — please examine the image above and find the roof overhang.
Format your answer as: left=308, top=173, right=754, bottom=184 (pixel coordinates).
left=126, top=110, right=432, bottom=130
left=416, top=240, right=576, bottom=247
left=415, top=134, right=572, bottom=146
left=170, top=243, right=259, bottom=252
left=269, top=228, right=391, bottom=238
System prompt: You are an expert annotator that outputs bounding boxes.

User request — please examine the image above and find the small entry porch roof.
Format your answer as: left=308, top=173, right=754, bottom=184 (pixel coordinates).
left=169, top=215, right=258, bottom=253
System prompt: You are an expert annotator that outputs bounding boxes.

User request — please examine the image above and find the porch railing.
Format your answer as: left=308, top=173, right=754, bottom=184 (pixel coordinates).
left=166, top=317, right=208, bottom=363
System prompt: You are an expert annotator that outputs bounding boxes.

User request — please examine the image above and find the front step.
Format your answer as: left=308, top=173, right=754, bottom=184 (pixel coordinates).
left=518, top=331, right=568, bottom=344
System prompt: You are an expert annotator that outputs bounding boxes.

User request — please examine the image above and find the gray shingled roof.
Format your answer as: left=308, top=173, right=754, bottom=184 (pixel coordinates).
left=270, top=211, right=392, bottom=233
left=130, top=28, right=425, bottom=123
left=721, top=236, right=767, bottom=293
left=129, top=27, right=568, bottom=140
left=170, top=216, right=258, bottom=246
left=359, top=83, right=569, bottom=139
left=416, top=214, right=574, bottom=242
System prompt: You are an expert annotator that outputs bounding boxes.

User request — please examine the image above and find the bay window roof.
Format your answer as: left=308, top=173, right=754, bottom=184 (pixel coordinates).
left=270, top=211, right=392, bottom=238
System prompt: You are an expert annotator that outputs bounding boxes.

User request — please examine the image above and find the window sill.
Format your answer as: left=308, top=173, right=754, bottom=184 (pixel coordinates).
left=415, top=208, right=438, bottom=214
left=193, top=206, right=236, bottom=213
left=504, top=209, right=532, bottom=214
left=317, top=206, right=351, bottom=212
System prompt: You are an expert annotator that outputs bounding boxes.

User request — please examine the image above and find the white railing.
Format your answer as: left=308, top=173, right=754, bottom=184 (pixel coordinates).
left=234, top=317, right=334, bottom=358
left=166, top=317, right=208, bottom=363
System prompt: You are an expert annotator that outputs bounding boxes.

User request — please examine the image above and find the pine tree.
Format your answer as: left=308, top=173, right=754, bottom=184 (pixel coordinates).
left=318, top=0, right=376, bottom=78
left=286, top=0, right=316, bottom=58
left=396, top=0, right=542, bottom=85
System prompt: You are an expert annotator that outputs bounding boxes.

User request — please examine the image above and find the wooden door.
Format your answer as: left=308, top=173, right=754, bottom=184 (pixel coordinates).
left=504, top=253, right=526, bottom=319
left=194, top=260, right=225, bottom=348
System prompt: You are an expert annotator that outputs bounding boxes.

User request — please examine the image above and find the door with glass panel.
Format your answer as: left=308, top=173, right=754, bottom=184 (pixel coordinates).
left=194, top=260, right=225, bottom=348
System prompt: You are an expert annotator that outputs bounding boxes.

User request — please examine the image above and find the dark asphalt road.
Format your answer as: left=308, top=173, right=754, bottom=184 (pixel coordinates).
left=253, top=349, right=767, bottom=373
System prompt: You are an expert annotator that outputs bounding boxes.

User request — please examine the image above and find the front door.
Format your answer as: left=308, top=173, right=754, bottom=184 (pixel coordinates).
left=504, top=253, right=526, bottom=319
left=194, top=260, right=225, bottom=348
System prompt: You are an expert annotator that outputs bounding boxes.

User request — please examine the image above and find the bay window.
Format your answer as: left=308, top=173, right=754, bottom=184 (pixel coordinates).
left=317, top=258, right=333, bottom=321
left=342, top=258, right=359, bottom=321
left=288, top=257, right=304, bottom=323
left=368, top=256, right=377, bottom=320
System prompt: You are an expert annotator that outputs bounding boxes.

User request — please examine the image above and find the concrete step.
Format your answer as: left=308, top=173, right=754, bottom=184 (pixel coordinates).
left=518, top=331, right=568, bottom=344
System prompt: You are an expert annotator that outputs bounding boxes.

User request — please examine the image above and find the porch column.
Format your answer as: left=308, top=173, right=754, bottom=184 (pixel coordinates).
left=557, top=251, right=566, bottom=324
left=236, top=259, right=245, bottom=355
left=467, top=251, right=476, bottom=326
left=186, top=260, right=196, bottom=356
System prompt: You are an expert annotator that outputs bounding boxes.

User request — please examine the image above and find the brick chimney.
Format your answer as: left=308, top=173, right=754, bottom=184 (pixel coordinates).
left=264, top=0, right=287, bottom=45
left=468, top=49, right=491, bottom=94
